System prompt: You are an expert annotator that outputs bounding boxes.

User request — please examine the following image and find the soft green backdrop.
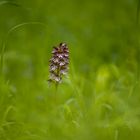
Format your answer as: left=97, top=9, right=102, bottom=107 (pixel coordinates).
left=0, top=0, right=140, bottom=140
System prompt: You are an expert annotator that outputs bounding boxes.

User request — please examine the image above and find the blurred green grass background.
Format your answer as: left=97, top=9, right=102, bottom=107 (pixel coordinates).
left=0, top=0, right=140, bottom=140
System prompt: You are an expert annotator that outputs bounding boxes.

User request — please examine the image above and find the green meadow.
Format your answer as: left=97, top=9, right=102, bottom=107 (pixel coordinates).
left=0, top=0, right=140, bottom=139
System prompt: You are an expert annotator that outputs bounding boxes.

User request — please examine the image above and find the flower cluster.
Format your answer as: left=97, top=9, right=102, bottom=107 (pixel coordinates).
left=48, top=43, right=69, bottom=83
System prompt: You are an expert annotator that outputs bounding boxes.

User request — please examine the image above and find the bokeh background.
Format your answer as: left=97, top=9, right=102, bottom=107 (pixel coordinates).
left=0, top=0, right=140, bottom=140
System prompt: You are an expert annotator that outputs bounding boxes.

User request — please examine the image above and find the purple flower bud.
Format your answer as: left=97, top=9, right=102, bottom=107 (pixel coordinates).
left=48, top=43, right=69, bottom=83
